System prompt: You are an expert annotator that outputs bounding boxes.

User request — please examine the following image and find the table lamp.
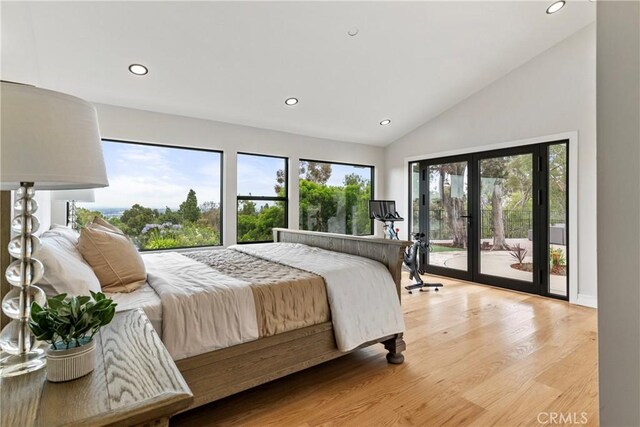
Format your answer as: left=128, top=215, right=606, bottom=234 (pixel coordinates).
left=0, top=81, right=108, bottom=377
left=51, top=189, right=96, bottom=230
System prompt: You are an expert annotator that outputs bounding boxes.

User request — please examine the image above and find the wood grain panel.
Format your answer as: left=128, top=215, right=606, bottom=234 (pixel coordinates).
left=101, top=309, right=190, bottom=411
left=177, top=322, right=399, bottom=410
left=1, top=309, right=192, bottom=427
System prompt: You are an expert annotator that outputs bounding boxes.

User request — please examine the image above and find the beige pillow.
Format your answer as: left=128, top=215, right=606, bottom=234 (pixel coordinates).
left=91, top=216, right=124, bottom=234
left=78, top=223, right=146, bottom=293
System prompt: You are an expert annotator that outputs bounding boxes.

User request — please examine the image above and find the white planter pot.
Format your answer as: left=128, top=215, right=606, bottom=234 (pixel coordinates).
left=46, top=339, right=96, bottom=382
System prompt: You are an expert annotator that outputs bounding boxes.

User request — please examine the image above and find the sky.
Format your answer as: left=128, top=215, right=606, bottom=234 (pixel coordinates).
left=87, top=141, right=222, bottom=210
left=82, top=141, right=372, bottom=211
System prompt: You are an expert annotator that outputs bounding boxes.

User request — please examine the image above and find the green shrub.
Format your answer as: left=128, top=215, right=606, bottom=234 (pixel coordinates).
left=138, top=222, right=220, bottom=249
left=550, top=247, right=566, bottom=267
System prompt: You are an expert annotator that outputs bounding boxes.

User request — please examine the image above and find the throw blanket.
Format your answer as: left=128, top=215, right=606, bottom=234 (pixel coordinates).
left=182, top=249, right=330, bottom=337
left=231, top=243, right=405, bottom=351
left=143, top=252, right=259, bottom=360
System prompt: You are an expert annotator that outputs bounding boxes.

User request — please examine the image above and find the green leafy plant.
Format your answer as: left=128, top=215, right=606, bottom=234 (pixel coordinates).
left=509, top=243, right=528, bottom=264
left=550, top=247, right=566, bottom=267
left=29, top=291, right=117, bottom=350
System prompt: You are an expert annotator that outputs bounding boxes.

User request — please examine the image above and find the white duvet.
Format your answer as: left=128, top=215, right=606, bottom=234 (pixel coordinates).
left=143, top=243, right=405, bottom=359
left=143, top=252, right=259, bottom=360
left=231, top=243, right=405, bottom=351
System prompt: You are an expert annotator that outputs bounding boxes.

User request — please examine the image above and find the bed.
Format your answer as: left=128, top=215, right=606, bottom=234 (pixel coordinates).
left=113, top=229, right=409, bottom=408
left=0, top=215, right=410, bottom=412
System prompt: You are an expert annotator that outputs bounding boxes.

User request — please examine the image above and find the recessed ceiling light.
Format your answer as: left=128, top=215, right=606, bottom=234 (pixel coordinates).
left=128, top=64, right=148, bottom=75
left=380, top=119, right=391, bottom=126
left=285, top=97, right=298, bottom=106
left=347, top=28, right=359, bottom=37
left=546, top=1, right=565, bottom=14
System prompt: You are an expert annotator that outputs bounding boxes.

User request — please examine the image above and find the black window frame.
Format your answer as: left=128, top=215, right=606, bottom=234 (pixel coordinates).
left=408, top=160, right=421, bottom=236
left=236, top=152, right=289, bottom=244
left=298, top=158, right=375, bottom=236
left=84, top=138, right=224, bottom=251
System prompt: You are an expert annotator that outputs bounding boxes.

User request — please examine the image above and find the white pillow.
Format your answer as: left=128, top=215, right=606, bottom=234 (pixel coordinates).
left=47, top=224, right=80, bottom=247
left=34, top=230, right=101, bottom=297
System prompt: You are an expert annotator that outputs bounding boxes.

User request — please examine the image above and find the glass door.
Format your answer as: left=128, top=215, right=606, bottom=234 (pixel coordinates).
left=475, top=149, right=538, bottom=293
left=410, top=140, right=569, bottom=300
left=546, top=142, right=569, bottom=297
left=420, top=157, right=472, bottom=281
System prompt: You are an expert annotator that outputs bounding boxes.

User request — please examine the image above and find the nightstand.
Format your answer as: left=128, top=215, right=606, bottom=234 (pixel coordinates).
left=0, top=309, right=193, bottom=426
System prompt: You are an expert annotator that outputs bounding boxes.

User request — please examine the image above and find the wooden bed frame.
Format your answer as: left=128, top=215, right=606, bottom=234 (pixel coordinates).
left=175, top=228, right=411, bottom=411
left=0, top=202, right=410, bottom=412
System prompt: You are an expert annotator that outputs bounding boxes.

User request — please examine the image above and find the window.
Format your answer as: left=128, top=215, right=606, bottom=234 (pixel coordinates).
left=298, top=160, right=374, bottom=236
left=236, top=153, right=288, bottom=243
left=77, top=140, right=223, bottom=250
left=548, top=142, right=568, bottom=297
left=409, top=161, right=420, bottom=234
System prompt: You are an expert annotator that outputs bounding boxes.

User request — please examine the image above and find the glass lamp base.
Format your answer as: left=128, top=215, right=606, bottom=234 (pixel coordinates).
left=0, top=345, right=47, bottom=378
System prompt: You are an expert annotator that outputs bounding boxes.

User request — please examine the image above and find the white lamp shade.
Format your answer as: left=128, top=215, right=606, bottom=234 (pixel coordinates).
left=50, top=189, right=95, bottom=203
left=1, top=81, right=109, bottom=191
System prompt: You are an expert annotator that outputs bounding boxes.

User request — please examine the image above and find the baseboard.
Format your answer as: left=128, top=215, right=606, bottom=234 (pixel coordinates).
left=575, top=294, right=597, bottom=308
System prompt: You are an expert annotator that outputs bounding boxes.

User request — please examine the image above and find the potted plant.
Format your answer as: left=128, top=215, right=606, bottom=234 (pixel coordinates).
left=29, top=291, right=117, bottom=382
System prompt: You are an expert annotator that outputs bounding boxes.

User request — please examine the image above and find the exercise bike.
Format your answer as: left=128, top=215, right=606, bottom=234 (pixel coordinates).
left=403, top=232, right=443, bottom=294
left=369, top=200, right=404, bottom=240
left=373, top=211, right=404, bottom=240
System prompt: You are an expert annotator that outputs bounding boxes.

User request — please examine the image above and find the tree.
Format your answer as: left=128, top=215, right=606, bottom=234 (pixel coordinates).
left=276, top=161, right=333, bottom=195
left=237, top=203, right=285, bottom=242
left=274, top=169, right=286, bottom=196
left=342, top=174, right=371, bottom=235
left=429, top=163, right=468, bottom=248
left=298, top=180, right=338, bottom=232
left=159, top=206, right=182, bottom=224
left=299, top=161, right=332, bottom=184
left=343, top=173, right=364, bottom=187
left=120, top=204, right=159, bottom=236
left=238, top=200, right=257, bottom=216
left=76, top=207, right=103, bottom=228
left=548, top=144, right=567, bottom=221
left=179, top=189, right=200, bottom=223
left=481, top=158, right=509, bottom=250
left=198, top=201, right=221, bottom=232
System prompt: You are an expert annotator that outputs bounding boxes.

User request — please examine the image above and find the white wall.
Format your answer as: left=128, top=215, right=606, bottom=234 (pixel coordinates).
left=51, top=104, right=386, bottom=245
left=383, top=24, right=596, bottom=306
left=596, top=2, right=640, bottom=425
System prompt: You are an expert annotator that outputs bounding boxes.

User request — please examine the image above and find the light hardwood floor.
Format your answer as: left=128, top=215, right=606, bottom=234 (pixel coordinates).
left=171, top=274, right=598, bottom=427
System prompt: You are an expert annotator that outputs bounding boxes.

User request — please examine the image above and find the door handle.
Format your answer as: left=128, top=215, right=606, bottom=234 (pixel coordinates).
left=460, top=215, right=472, bottom=219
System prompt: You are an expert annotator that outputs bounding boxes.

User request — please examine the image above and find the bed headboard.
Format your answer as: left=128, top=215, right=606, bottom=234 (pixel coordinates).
left=272, top=228, right=410, bottom=301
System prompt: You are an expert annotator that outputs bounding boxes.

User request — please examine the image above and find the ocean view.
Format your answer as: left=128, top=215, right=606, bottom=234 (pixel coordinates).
left=92, top=207, right=178, bottom=219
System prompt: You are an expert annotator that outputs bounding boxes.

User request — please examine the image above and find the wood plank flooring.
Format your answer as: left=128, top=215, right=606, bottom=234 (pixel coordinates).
left=171, top=274, right=598, bottom=427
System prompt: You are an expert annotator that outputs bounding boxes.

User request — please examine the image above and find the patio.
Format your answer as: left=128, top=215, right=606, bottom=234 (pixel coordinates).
left=428, top=238, right=567, bottom=295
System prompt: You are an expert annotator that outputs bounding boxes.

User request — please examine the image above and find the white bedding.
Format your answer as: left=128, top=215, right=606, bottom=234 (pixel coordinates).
left=107, top=283, right=163, bottom=333
left=142, top=252, right=259, bottom=360
left=231, top=243, right=405, bottom=351
left=117, top=243, right=404, bottom=359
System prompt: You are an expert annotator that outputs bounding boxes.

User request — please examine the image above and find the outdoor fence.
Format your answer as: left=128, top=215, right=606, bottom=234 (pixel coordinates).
left=428, top=209, right=565, bottom=240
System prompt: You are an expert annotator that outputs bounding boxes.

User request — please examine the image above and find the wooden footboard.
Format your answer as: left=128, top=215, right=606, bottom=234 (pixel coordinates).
left=177, top=324, right=404, bottom=412
left=178, top=229, right=410, bottom=412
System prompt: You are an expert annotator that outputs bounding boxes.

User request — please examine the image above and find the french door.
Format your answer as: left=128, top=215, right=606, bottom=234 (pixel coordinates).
left=411, top=140, right=569, bottom=299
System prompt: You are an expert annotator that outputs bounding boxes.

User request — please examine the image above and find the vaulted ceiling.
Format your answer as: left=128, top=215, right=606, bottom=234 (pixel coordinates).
left=1, top=1, right=595, bottom=146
